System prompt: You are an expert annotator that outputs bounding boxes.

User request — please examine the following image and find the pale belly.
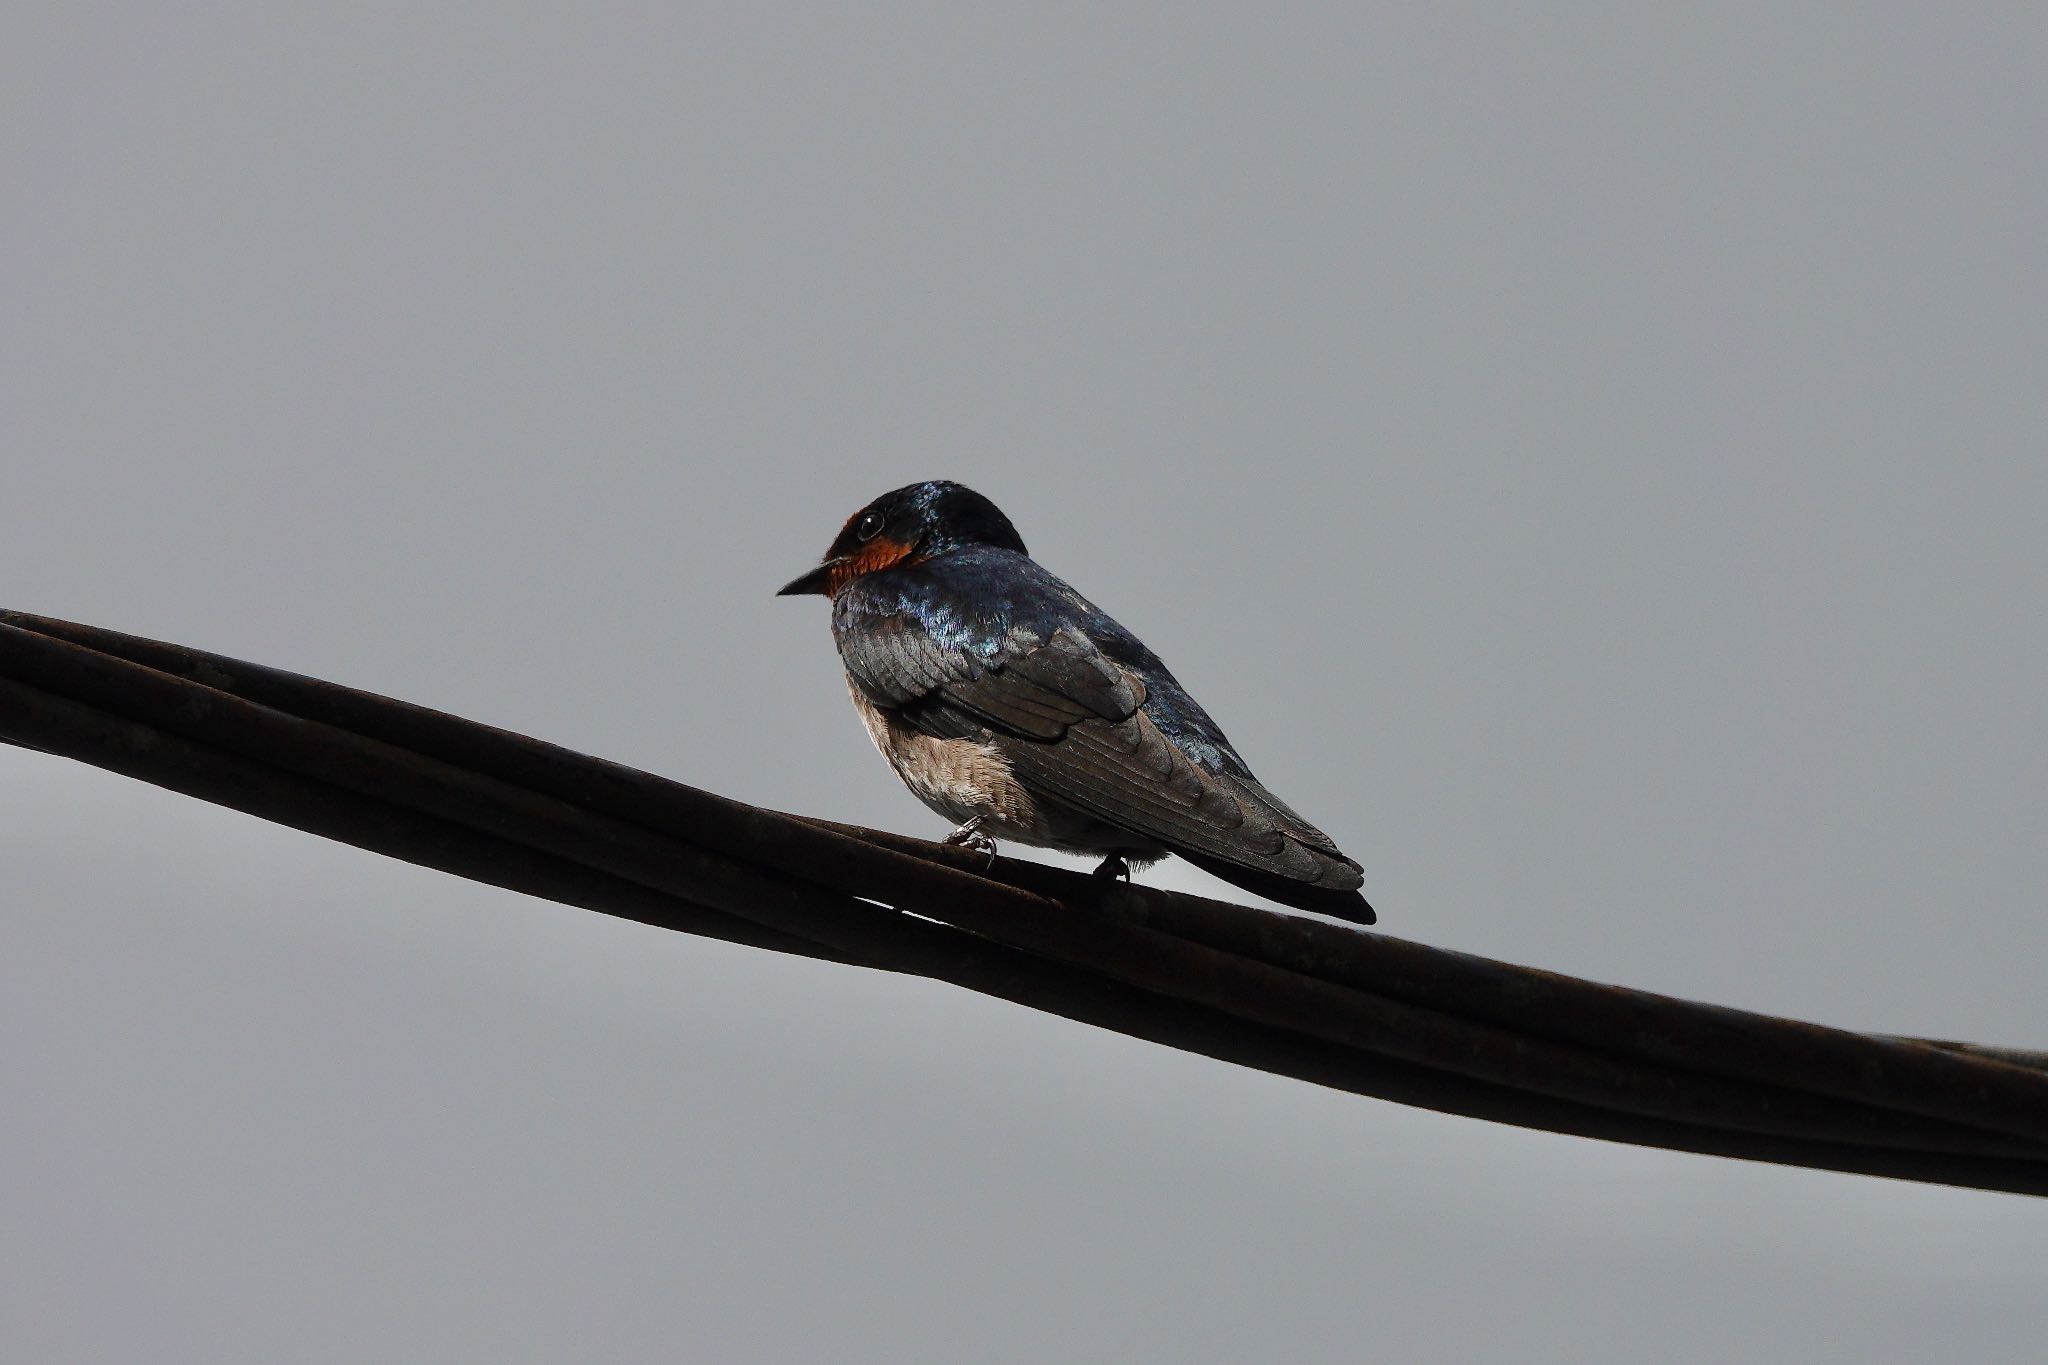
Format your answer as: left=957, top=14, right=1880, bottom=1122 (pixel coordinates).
left=845, top=676, right=1162, bottom=860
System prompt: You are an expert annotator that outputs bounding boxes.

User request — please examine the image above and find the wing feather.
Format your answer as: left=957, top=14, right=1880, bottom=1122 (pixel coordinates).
left=839, top=606, right=1366, bottom=904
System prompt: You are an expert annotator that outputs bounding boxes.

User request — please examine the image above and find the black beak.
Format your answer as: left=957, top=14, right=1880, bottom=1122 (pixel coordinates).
left=776, top=561, right=838, bottom=597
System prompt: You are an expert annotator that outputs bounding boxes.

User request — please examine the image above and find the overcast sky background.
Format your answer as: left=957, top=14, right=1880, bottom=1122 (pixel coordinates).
left=5, top=5, right=2045, bottom=1361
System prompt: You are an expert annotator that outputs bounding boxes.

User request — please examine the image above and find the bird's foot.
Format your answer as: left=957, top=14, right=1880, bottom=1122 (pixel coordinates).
left=1088, top=855, right=1149, bottom=919
left=943, top=816, right=999, bottom=868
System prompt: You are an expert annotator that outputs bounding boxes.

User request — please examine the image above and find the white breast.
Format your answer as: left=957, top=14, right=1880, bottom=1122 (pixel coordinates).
left=846, top=677, right=1034, bottom=830
left=841, top=674, right=1167, bottom=861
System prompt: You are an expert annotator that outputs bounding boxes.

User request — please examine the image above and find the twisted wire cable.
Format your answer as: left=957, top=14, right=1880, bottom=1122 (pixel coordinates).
left=4, top=610, right=2044, bottom=1196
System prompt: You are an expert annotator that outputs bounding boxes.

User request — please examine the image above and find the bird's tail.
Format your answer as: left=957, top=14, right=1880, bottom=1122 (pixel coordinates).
left=1178, top=849, right=1377, bottom=925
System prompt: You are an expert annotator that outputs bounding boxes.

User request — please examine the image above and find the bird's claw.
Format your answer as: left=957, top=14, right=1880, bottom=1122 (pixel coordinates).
left=943, top=816, right=999, bottom=868
left=1092, top=855, right=1132, bottom=883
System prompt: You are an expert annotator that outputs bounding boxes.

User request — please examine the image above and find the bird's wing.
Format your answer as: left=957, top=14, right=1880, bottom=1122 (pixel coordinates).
left=843, top=613, right=1138, bottom=739
left=842, top=613, right=1368, bottom=907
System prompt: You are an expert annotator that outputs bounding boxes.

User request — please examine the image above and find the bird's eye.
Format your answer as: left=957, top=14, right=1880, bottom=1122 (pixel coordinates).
left=856, top=511, right=886, bottom=542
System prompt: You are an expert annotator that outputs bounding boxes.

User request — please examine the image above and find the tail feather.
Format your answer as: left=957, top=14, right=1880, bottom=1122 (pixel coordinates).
left=1177, top=849, right=1377, bottom=925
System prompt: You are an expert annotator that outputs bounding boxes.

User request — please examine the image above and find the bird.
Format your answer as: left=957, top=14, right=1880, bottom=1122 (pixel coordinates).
left=778, top=480, right=1374, bottom=924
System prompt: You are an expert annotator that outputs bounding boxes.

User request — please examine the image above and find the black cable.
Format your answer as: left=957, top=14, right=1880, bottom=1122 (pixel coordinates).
left=4, top=611, right=2045, bottom=1195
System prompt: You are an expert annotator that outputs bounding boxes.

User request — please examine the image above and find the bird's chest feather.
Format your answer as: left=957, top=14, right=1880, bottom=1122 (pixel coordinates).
left=844, top=676, right=1031, bottom=828
left=840, top=674, right=1164, bottom=861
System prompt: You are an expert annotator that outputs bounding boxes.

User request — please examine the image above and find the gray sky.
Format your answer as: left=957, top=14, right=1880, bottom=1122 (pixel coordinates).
left=5, top=5, right=2045, bottom=1361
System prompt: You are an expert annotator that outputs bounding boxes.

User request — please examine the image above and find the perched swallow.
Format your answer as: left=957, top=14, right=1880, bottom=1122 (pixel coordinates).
left=779, top=480, right=1374, bottom=923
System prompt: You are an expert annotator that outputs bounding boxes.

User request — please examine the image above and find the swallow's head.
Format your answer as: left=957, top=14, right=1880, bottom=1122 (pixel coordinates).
left=777, top=480, right=1027, bottom=598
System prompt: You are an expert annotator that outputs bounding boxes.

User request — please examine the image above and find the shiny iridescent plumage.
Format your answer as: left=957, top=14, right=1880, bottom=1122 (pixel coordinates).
left=779, top=481, right=1373, bottom=923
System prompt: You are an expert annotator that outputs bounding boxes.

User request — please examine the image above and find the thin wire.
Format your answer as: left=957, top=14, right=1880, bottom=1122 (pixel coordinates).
left=4, top=610, right=2046, bottom=1195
